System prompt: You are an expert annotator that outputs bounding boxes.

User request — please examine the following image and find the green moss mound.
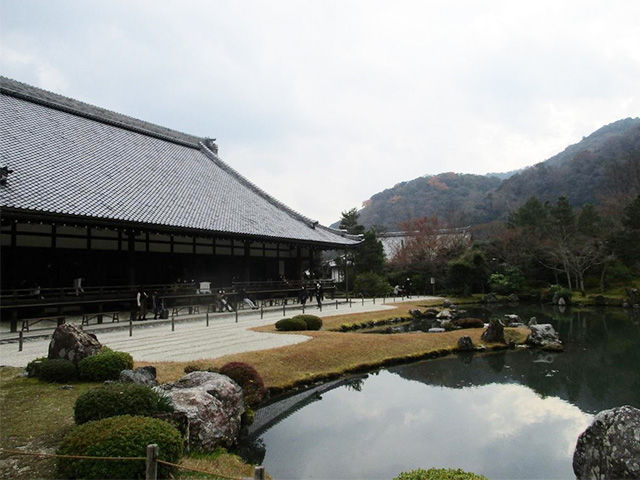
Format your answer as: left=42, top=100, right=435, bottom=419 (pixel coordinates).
left=57, top=415, right=183, bottom=479
left=74, top=382, right=173, bottom=425
left=275, top=317, right=307, bottom=331
left=292, top=314, right=323, bottom=330
left=219, top=361, right=266, bottom=407
left=394, top=467, right=488, bottom=480
left=77, top=347, right=134, bottom=381
left=37, top=358, right=78, bottom=383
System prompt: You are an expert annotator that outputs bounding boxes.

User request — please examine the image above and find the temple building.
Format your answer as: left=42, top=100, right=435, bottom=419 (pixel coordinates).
left=0, top=77, right=360, bottom=290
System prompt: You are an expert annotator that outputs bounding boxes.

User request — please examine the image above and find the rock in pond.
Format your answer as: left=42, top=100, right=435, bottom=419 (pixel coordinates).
left=457, top=336, right=474, bottom=351
left=481, top=319, right=505, bottom=343
left=156, top=371, right=244, bottom=450
left=428, top=328, right=445, bottom=333
left=573, top=405, right=640, bottom=480
left=48, top=324, right=102, bottom=365
left=527, top=324, right=564, bottom=352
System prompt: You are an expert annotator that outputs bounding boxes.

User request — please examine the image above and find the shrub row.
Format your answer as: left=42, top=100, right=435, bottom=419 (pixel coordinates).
left=26, top=347, right=133, bottom=383
left=57, top=415, right=183, bottom=479
left=275, top=314, right=323, bottom=331
left=74, top=382, right=173, bottom=425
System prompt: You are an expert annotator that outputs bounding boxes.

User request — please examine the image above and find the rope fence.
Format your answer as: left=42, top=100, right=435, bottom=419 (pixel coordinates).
left=0, top=446, right=266, bottom=480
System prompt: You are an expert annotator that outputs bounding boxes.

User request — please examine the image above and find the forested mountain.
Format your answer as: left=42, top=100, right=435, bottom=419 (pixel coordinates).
left=345, top=117, right=640, bottom=230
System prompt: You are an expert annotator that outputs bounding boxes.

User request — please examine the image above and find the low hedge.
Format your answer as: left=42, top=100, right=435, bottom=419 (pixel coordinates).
left=275, top=317, right=307, bottom=331
left=57, top=415, right=183, bottom=479
left=292, top=314, right=323, bottom=330
left=394, top=467, right=488, bottom=480
left=37, top=358, right=78, bottom=383
left=74, top=382, right=173, bottom=425
left=77, top=347, right=134, bottom=381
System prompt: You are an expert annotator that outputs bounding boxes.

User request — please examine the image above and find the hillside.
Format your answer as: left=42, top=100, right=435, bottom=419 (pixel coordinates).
left=346, top=117, right=640, bottom=230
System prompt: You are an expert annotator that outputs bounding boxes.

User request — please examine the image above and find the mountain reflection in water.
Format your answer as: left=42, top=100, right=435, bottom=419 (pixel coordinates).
left=240, top=306, right=639, bottom=479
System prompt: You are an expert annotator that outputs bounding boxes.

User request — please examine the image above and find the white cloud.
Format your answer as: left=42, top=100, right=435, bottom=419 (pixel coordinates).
left=1, top=0, right=639, bottom=225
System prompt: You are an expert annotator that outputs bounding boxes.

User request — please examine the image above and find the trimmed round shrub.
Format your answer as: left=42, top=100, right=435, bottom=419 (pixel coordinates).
left=74, top=382, right=173, bottom=425
left=394, top=467, right=488, bottom=480
left=57, top=415, right=183, bottom=479
left=37, top=358, right=78, bottom=383
left=78, top=348, right=134, bottom=381
left=275, top=317, right=307, bottom=331
left=453, top=317, right=485, bottom=329
left=292, top=314, right=323, bottom=330
left=26, top=356, right=48, bottom=378
left=219, top=361, right=266, bottom=407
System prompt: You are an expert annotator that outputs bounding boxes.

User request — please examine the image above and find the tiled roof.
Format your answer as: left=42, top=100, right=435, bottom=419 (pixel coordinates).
left=0, top=77, right=359, bottom=247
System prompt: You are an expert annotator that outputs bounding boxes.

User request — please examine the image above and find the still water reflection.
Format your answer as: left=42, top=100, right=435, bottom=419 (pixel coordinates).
left=240, top=306, right=640, bottom=479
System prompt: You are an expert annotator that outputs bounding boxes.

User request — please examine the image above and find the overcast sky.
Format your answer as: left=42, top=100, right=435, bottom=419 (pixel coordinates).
left=2, top=1, right=639, bottom=226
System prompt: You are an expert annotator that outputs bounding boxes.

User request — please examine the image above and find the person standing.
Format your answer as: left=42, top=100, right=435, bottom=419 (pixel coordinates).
left=151, top=291, right=163, bottom=319
left=299, top=286, right=308, bottom=306
left=136, top=287, right=148, bottom=320
left=404, top=278, right=412, bottom=299
left=314, top=282, right=323, bottom=308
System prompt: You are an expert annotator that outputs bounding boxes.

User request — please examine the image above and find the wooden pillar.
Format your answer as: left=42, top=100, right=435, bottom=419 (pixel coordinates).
left=244, top=241, right=251, bottom=281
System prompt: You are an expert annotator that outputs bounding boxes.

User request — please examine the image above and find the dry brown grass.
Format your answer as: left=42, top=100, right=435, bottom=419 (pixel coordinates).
left=142, top=301, right=528, bottom=392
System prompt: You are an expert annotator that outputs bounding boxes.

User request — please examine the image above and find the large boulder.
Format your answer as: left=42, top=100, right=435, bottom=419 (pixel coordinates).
left=573, top=405, right=640, bottom=480
left=481, top=319, right=505, bottom=343
left=48, top=324, right=102, bottom=365
left=527, top=324, right=564, bottom=352
left=156, top=371, right=244, bottom=450
left=120, top=366, right=157, bottom=386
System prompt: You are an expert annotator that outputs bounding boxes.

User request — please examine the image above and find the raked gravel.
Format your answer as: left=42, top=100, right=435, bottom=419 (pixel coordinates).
left=0, top=297, right=438, bottom=367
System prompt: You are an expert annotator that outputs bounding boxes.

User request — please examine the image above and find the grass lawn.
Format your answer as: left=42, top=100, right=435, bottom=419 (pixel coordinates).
left=0, top=368, right=260, bottom=479
left=145, top=300, right=529, bottom=393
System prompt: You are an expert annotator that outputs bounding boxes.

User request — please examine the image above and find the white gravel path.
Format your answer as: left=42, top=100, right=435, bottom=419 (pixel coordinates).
left=0, top=296, right=438, bottom=367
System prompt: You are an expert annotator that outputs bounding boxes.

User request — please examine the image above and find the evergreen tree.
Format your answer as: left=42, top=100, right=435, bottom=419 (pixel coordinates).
left=339, top=208, right=365, bottom=235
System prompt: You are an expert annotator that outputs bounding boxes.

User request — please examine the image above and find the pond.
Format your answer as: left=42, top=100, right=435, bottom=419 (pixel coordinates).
left=238, top=305, right=640, bottom=479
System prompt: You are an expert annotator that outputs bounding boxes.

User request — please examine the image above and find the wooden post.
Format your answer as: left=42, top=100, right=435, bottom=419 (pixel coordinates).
left=171, top=315, right=175, bottom=332
left=373, top=297, right=376, bottom=304
left=336, top=299, right=338, bottom=309
left=302, top=303, right=305, bottom=314
left=260, top=304, right=264, bottom=319
left=18, top=331, right=23, bottom=352
left=206, top=312, right=209, bottom=326
left=129, top=315, right=133, bottom=337
left=254, top=466, right=265, bottom=480
left=146, top=444, right=158, bottom=480
left=282, top=303, right=286, bottom=317
left=235, top=308, right=238, bottom=323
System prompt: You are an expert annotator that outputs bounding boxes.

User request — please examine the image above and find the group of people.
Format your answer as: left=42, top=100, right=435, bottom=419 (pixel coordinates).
left=134, top=280, right=329, bottom=320
left=393, top=278, right=413, bottom=298
left=299, top=282, right=324, bottom=308
left=135, top=289, right=165, bottom=321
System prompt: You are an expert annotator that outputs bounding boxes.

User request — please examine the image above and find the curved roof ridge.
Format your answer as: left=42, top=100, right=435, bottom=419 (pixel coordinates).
left=0, top=76, right=202, bottom=148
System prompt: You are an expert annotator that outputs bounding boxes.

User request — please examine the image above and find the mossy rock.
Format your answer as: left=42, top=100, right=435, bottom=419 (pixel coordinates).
left=394, top=467, right=488, bottom=480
